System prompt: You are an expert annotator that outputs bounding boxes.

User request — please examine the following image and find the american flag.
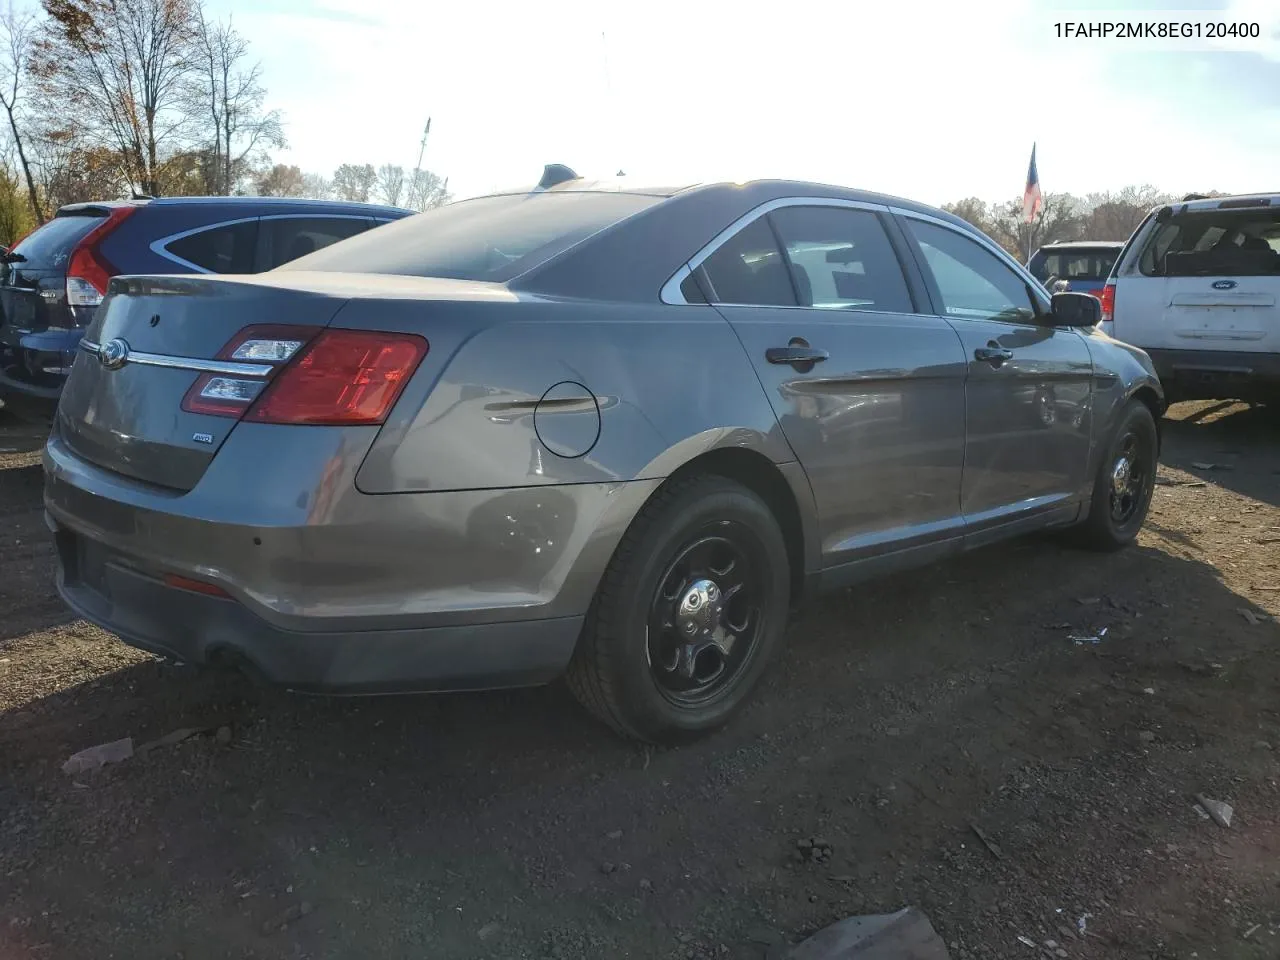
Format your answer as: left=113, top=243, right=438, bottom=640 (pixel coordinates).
left=1023, top=144, right=1042, bottom=224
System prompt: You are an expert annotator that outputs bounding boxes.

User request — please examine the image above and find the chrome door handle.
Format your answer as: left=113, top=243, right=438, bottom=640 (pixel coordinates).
left=766, top=346, right=829, bottom=365
left=974, top=344, right=1013, bottom=367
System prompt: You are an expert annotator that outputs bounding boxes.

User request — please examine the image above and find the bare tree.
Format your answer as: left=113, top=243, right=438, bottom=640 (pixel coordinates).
left=300, top=170, right=329, bottom=199
left=0, top=3, right=43, bottom=222
left=188, top=11, right=283, bottom=194
left=254, top=162, right=304, bottom=197
left=941, top=197, right=991, bottom=236
left=375, top=162, right=403, bottom=206
left=406, top=167, right=449, bottom=211
left=36, top=0, right=199, bottom=196
left=331, top=162, right=376, bottom=202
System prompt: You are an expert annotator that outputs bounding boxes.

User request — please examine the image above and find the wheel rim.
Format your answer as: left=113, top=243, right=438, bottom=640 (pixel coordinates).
left=646, top=528, right=766, bottom=707
left=1109, top=430, right=1151, bottom=525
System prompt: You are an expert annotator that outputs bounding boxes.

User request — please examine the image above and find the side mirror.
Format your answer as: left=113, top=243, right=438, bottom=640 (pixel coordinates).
left=1050, top=291, right=1101, bottom=328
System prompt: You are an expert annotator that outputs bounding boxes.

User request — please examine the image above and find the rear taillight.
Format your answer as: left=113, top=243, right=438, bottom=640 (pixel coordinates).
left=1098, top=280, right=1116, bottom=325
left=181, top=326, right=427, bottom=426
left=66, top=206, right=138, bottom=309
left=182, top=325, right=321, bottom=417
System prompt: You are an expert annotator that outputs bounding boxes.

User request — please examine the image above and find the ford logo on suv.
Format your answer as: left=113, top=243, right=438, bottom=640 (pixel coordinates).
left=1212, top=279, right=1238, bottom=290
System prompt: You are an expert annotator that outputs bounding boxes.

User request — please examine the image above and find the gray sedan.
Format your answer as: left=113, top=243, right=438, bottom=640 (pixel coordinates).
left=44, top=168, right=1164, bottom=743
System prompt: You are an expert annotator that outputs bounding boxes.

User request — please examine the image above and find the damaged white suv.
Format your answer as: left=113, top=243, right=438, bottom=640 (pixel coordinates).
left=1100, top=193, right=1280, bottom=404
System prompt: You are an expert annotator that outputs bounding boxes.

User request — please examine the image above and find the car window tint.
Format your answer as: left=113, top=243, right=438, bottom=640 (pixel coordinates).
left=907, top=220, right=1036, bottom=323
left=259, top=216, right=372, bottom=270
left=11, top=213, right=105, bottom=269
left=277, top=192, right=661, bottom=282
left=770, top=206, right=912, bottom=313
left=164, top=221, right=258, bottom=273
left=700, top=217, right=796, bottom=307
left=1139, top=209, right=1280, bottom=277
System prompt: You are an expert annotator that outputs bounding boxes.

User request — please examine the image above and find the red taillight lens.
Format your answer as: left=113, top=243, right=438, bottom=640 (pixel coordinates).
left=163, top=573, right=230, bottom=598
left=247, top=330, right=428, bottom=425
left=66, top=206, right=139, bottom=306
left=1098, top=281, right=1116, bottom=324
left=181, top=325, right=321, bottom=417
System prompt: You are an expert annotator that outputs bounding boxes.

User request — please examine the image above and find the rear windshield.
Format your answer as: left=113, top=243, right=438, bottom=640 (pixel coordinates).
left=276, top=191, right=663, bottom=282
left=1139, top=208, right=1280, bottom=277
left=1030, top=247, right=1118, bottom=283
left=11, top=212, right=105, bottom=269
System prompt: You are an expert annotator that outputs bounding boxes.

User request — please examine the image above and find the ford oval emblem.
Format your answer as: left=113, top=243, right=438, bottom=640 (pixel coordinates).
left=1212, top=279, right=1237, bottom=290
left=98, top=338, right=129, bottom=370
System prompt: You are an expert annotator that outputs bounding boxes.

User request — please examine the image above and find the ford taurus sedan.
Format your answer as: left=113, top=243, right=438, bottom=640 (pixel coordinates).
left=44, top=167, right=1165, bottom=743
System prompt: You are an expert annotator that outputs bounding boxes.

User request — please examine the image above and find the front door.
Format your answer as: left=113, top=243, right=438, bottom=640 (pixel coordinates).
left=899, top=216, right=1093, bottom=535
left=695, top=203, right=969, bottom=570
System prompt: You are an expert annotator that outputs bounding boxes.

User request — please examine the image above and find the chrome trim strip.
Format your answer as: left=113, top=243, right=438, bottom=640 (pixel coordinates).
left=660, top=196, right=891, bottom=305
left=79, top=339, right=273, bottom=378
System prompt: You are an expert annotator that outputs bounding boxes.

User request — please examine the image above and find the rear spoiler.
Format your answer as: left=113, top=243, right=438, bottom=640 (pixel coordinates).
left=1156, top=196, right=1275, bottom=222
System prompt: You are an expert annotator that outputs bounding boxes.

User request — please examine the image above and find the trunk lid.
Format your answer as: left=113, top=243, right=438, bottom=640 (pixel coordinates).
left=56, top=274, right=351, bottom=491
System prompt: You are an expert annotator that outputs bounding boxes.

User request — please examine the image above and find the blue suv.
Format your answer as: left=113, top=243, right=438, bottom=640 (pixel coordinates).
left=0, top=196, right=412, bottom=411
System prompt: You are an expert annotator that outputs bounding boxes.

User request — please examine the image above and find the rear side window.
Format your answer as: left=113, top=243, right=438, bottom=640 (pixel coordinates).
left=11, top=213, right=105, bottom=269
left=1139, top=208, right=1280, bottom=277
left=277, top=192, right=662, bottom=282
left=700, top=217, right=796, bottom=307
left=258, top=216, right=372, bottom=270
left=164, top=221, right=258, bottom=273
left=907, top=219, right=1038, bottom=323
left=770, top=206, right=913, bottom=313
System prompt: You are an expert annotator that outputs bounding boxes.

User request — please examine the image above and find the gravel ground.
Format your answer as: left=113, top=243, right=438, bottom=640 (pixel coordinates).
left=2, top=400, right=1279, bottom=960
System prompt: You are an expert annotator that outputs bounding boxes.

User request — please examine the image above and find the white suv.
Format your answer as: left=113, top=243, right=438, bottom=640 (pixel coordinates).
left=1100, top=193, right=1280, bottom=404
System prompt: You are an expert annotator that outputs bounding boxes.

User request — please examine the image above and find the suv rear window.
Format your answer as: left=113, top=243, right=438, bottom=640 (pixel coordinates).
left=277, top=192, right=663, bottom=282
left=1030, top=247, right=1118, bottom=283
left=1139, top=208, right=1280, bottom=277
left=11, top=212, right=106, bottom=269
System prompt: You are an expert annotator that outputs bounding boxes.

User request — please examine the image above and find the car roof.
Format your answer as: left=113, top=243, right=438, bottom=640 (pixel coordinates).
left=55, top=196, right=413, bottom=218
left=480, top=176, right=981, bottom=234
left=1158, top=193, right=1280, bottom=215
left=1038, top=241, right=1124, bottom=250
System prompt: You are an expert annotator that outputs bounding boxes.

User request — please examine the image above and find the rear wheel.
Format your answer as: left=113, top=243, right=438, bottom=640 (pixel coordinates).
left=566, top=474, right=790, bottom=743
left=1073, top=399, right=1158, bottom=551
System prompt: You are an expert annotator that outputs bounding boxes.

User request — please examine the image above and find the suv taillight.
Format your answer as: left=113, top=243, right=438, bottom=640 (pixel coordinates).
left=66, top=206, right=139, bottom=310
left=182, top=326, right=428, bottom=425
left=1098, top=280, right=1116, bottom=325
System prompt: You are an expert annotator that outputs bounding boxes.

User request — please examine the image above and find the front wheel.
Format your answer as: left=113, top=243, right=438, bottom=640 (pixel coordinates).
left=1072, top=399, right=1158, bottom=551
left=566, top=473, right=791, bottom=743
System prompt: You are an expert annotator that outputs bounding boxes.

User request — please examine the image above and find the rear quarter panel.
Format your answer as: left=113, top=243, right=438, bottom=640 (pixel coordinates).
left=350, top=298, right=796, bottom=493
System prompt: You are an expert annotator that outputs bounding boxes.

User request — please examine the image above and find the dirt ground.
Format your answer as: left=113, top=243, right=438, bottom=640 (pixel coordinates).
left=2, top=401, right=1279, bottom=960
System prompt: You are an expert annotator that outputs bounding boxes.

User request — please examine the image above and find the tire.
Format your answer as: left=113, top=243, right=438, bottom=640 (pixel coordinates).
left=1072, top=399, right=1158, bottom=551
left=566, top=473, right=791, bottom=743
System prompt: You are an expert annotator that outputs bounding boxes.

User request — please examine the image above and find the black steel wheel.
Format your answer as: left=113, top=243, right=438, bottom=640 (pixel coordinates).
left=567, top=473, right=790, bottom=743
left=1074, top=398, right=1158, bottom=551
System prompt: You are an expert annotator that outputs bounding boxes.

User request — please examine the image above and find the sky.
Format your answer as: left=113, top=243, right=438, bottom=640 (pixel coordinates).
left=202, top=0, right=1280, bottom=205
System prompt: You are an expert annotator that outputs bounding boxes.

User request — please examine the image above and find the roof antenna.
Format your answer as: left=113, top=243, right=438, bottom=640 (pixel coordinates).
left=537, top=164, right=580, bottom=190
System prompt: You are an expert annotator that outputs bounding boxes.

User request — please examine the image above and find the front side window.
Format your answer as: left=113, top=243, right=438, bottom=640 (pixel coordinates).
left=770, top=206, right=913, bottom=313
left=164, top=220, right=258, bottom=273
left=258, top=216, right=372, bottom=270
left=907, top=220, right=1037, bottom=323
left=699, top=217, right=796, bottom=306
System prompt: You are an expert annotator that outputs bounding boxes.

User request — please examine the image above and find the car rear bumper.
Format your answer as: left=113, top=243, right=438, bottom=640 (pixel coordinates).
left=1145, top=347, right=1280, bottom=402
left=51, top=519, right=583, bottom=692
left=44, top=426, right=663, bottom=691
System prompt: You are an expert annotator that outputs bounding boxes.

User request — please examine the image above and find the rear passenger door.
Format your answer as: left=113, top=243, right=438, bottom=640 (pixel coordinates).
left=254, top=216, right=375, bottom=271
left=694, top=201, right=969, bottom=575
